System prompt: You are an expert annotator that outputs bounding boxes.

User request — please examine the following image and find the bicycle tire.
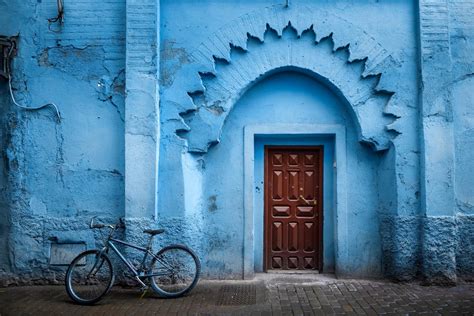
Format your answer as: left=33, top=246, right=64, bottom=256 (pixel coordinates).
left=65, top=249, right=115, bottom=305
left=149, top=244, right=200, bottom=298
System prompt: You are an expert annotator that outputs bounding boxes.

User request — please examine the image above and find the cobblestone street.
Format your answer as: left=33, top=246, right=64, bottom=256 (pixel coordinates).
left=0, top=275, right=473, bottom=315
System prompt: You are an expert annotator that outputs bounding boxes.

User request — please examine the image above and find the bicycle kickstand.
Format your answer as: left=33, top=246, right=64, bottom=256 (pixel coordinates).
left=139, top=287, right=149, bottom=299
left=135, top=276, right=149, bottom=298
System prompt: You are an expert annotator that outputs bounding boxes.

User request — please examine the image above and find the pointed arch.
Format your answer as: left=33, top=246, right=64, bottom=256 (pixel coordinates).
left=161, top=5, right=403, bottom=152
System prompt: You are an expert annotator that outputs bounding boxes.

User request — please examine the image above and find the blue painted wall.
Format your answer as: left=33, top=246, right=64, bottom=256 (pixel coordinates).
left=453, top=77, right=474, bottom=215
left=0, top=0, right=126, bottom=284
left=0, top=0, right=473, bottom=284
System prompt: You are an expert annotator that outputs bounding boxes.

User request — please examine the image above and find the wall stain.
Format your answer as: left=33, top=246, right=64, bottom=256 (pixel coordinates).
left=160, top=40, right=191, bottom=87
left=208, top=195, right=218, bottom=212
left=206, top=101, right=225, bottom=115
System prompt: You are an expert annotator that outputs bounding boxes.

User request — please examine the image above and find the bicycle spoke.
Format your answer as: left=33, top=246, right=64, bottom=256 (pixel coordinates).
left=149, top=245, right=200, bottom=297
left=66, top=251, right=114, bottom=304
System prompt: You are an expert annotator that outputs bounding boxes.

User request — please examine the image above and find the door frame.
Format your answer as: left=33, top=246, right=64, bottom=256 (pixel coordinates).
left=263, top=145, right=324, bottom=272
left=243, top=124, right=347, bottom=279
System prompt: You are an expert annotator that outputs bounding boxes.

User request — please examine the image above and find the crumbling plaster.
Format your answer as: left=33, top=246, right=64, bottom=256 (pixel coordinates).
left=0, top=0, right=126, bottom=285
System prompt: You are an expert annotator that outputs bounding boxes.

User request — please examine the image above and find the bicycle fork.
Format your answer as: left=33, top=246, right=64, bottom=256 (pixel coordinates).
left=86, top=250, right=107, bottom=278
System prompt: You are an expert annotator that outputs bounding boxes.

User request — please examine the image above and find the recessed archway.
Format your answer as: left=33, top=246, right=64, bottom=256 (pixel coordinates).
left=160, top=6, right=403, bottom=154
left=202, top=70, right=380, bottom=278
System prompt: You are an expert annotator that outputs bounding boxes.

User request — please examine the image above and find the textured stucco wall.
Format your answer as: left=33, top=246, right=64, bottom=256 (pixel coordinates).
left=451, top=1, right=474, bottom=281
left=418, top=0, right=474, bottom=283
left=451, top=4, right=474, bottom=218
left=0, top=0, right=126, bottom=285
left=0, top=0, right=472, bottom=284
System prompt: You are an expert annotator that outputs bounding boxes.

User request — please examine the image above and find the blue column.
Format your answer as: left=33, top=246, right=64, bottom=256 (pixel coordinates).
left=418, top=0, right=457, bottom=284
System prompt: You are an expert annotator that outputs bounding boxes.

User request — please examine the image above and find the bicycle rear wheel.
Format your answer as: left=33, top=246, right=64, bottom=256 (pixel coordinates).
left=149, top=244, right=200, bottom=298
left=65, top=250, right=114, bottom=305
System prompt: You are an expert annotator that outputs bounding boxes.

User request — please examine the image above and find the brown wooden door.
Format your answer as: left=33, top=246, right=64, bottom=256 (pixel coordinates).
left=264, top=146, right=323, bottom=271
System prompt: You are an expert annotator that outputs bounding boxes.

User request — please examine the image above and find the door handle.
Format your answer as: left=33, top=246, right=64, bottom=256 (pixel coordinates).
left=299, top=195, right=317, bottom=206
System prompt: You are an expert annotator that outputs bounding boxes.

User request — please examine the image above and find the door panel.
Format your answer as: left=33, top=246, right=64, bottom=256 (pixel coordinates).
left=264, top=146, right=323, bottom=271
left=272, top=222, right=283, bottom=251
left=288, top=171, right=299, bottom=200
left=288, top=222, right=298, bottom=251
left=272, top=171, right=283, bottom=200
left=296, top=206, right=314, bottom=217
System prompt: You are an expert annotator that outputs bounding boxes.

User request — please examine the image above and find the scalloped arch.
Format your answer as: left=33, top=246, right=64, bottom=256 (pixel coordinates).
left=161, top=5, right=402, bottom=152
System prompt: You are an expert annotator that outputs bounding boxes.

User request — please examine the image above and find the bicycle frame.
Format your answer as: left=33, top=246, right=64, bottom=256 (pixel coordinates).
left=96, top=230, right=172, bottom=288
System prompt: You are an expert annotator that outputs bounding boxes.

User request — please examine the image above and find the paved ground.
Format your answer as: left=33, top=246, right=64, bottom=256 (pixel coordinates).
left=0, top=274, right=473, bottom=315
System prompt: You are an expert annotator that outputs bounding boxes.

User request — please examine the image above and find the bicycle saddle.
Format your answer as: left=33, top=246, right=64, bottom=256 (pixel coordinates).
left=144, top=229, right=165, bottom=236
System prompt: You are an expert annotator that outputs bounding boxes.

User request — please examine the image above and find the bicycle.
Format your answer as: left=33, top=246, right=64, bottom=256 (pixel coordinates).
left=65, top=218, right=201, bottom=305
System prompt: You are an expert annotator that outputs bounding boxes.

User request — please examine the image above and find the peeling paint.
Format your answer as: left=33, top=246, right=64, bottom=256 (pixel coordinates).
left=160, top=40, right=191, bottom=87
left=0, top=0, right=126, bottom=285
left=37, top=45, right=107, bottom=80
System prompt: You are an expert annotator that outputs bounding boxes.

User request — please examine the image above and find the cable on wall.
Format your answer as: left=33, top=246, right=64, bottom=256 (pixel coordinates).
left=3, top=37, right=61, bottom=121
left=47, top=0, right=65, bottom=33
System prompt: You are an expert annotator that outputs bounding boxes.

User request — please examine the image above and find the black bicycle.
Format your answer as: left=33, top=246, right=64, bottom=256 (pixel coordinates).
left=65, top=218, right=200, bottom=305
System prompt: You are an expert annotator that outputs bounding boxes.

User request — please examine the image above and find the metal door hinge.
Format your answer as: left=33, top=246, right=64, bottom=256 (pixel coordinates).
left=0, top=35, right=18, bottom=80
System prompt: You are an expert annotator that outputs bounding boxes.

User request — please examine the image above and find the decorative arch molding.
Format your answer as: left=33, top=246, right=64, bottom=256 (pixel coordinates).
left=161, top=5, right=403, bottom=153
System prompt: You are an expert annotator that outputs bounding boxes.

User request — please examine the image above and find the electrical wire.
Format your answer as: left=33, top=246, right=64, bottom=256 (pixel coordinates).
left=47, top=0, right=64, bottom=33
left=47, top=0, right=64, bottom=23
left=5, top=41, right=61, bottom=121
left=7, top=75, right=61, bottom=121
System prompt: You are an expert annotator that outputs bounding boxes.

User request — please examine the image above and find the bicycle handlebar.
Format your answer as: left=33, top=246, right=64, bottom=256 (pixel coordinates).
left=91, top=222, right=105, bottom=229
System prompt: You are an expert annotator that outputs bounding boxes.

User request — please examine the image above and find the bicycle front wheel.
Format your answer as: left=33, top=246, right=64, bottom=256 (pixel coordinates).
left=149, top=244, right=200, bottom=298
left=65, top=250, right=114, bottom=305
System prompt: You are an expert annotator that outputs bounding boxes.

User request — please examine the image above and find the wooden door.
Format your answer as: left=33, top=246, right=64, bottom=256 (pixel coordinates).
left=264, top=146, right=323, bottom=271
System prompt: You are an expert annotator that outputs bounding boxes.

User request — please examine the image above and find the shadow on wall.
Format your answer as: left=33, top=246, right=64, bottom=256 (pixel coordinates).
left=0, top=82, right=11, bottom=274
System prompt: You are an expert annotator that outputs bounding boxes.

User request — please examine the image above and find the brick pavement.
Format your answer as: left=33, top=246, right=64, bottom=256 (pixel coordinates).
left=0, top=274, right=473, bottom=315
